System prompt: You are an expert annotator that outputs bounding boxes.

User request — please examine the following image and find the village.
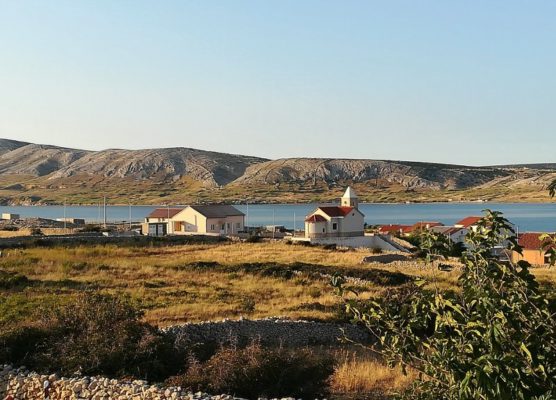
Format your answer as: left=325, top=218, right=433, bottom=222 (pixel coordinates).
left=0, top=186, right=553, bottom=266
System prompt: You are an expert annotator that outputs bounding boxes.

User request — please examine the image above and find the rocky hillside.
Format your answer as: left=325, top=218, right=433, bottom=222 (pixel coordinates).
left=49, top=147, right=266, bottom=187
left=0, top=140, right=266, bottom=187
left=0, top=138, right=554, bottom=204
left=233, top=158, right=512, bottom=190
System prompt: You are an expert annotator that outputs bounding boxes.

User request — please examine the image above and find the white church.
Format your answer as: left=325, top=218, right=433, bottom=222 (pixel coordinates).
left=304, top=186, right=365, bottom=239
left=296, top=186, right=409, bottom=251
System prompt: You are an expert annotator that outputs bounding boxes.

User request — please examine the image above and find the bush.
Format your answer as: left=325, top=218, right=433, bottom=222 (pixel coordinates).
left=0, top=293, right=183, bottom=381
left=245, top=235, right=261, bottom=243
left=30, top=228, right=43, bottom=236
left=0, top=226, right=18, bottom=232
left=79, top=224, right=102, bottom=233
left=334, top=210, right=556, bottom=399
left=168, top=341, right=334, bottom=399
left=0, top=270, right=29, bottom=289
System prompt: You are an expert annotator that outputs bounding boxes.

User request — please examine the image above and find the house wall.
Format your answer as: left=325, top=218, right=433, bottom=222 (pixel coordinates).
left=450, top=229, right=468, bottom=243
left=340, top=211, right=364, bottom=235
left=305, top=220, right=327, bottom=237
left=205, top=215, right=244, bottom=234
left=170, top=207, right=206, bottom=234
left=512, top=249, right=547, bottom=265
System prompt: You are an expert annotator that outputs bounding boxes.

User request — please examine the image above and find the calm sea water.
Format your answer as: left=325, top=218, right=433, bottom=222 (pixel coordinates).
left=2, top=203, right=556, bottom=232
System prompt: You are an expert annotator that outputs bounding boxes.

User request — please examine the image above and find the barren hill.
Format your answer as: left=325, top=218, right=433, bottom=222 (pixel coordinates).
left=0, top=138, right=554, bottom=205
left=232, top=158, right=511, bottom=190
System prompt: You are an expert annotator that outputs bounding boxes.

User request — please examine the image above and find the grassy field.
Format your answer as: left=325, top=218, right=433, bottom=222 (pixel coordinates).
left=0, top=241, right=462, bottom=327
left=1, top=240, right=554, bottom=398
left=2, top=241, right=554, bottom=327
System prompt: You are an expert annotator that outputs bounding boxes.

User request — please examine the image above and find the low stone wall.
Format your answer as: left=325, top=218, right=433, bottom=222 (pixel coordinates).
left=167, top=317, right=370, bottom=348
left=0, top=365, right=240, bottom=400
left=0, top=365, right=307, bottom=400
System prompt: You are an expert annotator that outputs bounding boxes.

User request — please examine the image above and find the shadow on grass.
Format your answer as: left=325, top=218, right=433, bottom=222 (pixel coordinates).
left=172, top=261, right=413, bottom=287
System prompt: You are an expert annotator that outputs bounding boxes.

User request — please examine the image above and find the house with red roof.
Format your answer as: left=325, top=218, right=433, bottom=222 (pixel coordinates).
left=511, top=232, right=556, bottom=265
left=142, top=205, right=245, bottom=236
left=304, top=187, right=365, bottom=240
left=378, top=224, right=412, bottom=236
left=454, top=216, right=483, bottom=229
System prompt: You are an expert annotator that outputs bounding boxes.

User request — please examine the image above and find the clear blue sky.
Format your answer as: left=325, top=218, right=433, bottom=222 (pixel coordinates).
left=1, top=0, right=554, bottom=165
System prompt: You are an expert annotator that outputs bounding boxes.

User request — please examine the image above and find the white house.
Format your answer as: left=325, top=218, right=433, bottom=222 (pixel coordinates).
left=142, top=205, right=245, bottom=236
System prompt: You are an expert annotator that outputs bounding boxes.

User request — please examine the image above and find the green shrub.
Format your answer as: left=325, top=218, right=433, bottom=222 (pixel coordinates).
left=334, top=210, right=556, bottom=399
left=0, top=293, right=183, bottom=381
left=0, top=270, right=29, bottom=289
left=30, top=228, right=43, bottom=236
left=168, top=341, right=334, bottom=399
left=245, top=235, right=261, bottom=243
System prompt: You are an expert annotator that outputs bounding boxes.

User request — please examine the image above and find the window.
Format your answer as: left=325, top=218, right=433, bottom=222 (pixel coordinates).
left=210, top=224, right=215, bottom=230
left=322, top=228, right=325, bottom=233
left=236, top=222, right=241, bottom=228
left=221, top=224, right=225, bottom=230
left=332, top=223, right=338, bottom=230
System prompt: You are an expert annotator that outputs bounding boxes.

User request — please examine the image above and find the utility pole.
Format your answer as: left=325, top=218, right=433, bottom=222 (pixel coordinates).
left=103, top=196, right=107, bottom=229
left=272, top=208, right=275, bottom=239
left=246, top=201, right=249, bottom=233
left=63, top=198, right=67, bottom=231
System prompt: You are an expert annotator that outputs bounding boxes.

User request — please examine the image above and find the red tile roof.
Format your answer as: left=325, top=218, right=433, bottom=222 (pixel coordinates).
left=305, top=215, right=327, bottom=223
left=318, top=206, right=354, bottom=217
left=378, top=224, right=411, bottom=234
left=455, top=216, right=482, bottom=228
left=147, top=208, right=185, bottom=219
left=410, top=221, right=444, bottom=231
left=518, top=232, right=556, bottom=250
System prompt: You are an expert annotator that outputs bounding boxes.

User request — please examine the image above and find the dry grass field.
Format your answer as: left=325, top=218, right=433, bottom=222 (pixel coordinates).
left=1, top=240, right=554, bottom=398
left=1, top=241, right=554, bottom=327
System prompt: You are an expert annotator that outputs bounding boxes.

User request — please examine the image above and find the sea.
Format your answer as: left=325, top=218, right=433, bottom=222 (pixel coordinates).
left=2, top=202, right=556, bottom=232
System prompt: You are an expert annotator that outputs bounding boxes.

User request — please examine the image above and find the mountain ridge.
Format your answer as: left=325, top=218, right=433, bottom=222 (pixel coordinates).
left=0, top=138, right=554, bottom=205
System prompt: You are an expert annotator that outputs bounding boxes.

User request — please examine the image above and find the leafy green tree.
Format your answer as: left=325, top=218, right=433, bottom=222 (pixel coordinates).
left=333, top=210, right=556, bottom=399
left=548, top=179, right=556, bottom=198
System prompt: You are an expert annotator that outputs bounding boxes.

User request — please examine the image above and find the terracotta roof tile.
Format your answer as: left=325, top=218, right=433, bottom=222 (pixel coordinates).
left=378, top=224, right=411, bottom=234
left=518, top=232, right=556, bottom=250
left=305, top=215, right=327, bottom=223
left=455, top=216, right=483, bottom=228
left=318, top=206, right=354, bottom=217
left=147, top=208, right=184, bottom=219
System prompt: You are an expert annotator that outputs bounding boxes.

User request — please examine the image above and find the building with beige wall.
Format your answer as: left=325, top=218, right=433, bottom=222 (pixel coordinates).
left=511, top=232, right=555, bottom=265
left=142, top=205, right=244, bottom=236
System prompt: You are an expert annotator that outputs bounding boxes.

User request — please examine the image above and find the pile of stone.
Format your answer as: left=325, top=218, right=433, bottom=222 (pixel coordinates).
left=1, top=365, right=267, bottom=400
left=167, top=317, right=370, bottom=348
left=0, top=217, right=74, bottom=229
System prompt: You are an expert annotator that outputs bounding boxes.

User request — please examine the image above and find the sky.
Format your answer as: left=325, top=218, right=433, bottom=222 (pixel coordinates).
left=0, top=0, right=555, bottom=166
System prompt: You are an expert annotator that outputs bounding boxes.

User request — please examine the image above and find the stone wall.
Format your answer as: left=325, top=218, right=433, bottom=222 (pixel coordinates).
left=0, top=365, right=308, bottom=400
left=0, top=365, right=239, bottom=400
left=167, top=317, right=370, bottom=348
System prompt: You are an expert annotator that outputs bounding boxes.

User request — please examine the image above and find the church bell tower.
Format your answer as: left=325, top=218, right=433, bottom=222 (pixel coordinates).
left=341, top=186, right=358, bottom=209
